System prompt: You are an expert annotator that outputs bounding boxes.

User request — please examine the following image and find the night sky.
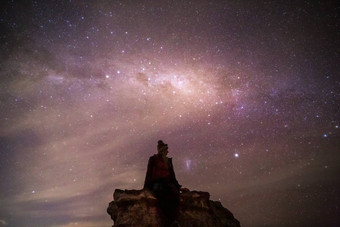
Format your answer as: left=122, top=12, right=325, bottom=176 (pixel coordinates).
left=0, top=1, right=339, bottom=226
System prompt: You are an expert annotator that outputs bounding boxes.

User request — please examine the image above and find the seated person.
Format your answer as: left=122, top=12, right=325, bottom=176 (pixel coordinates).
left=144, top=140, right=182, bottom=226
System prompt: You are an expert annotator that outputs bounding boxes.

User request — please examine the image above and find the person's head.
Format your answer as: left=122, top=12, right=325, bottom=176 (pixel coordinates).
left=157, top=140, right=168, bottom=156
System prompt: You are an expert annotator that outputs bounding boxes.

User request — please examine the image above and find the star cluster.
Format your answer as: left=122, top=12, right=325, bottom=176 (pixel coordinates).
left=0, top=1, right=339, bottom=226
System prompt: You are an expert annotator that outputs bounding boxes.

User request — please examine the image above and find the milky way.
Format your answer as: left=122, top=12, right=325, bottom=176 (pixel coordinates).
left=0, top=1, right=339, bottom=226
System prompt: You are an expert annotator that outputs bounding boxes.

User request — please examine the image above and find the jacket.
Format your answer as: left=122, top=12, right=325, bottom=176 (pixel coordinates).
left=143, top=154, right=181, bottom=190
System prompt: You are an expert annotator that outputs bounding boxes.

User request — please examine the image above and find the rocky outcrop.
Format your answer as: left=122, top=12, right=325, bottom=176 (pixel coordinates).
left=107, top=189, right=240, bottom=227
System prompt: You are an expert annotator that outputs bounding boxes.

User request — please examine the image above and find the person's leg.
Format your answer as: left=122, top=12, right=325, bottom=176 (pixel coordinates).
left=151, top=180, right=181, bottom=226
left=161, top=183, right=180, bottom=225
left=152, top=181, right=171, bottom=226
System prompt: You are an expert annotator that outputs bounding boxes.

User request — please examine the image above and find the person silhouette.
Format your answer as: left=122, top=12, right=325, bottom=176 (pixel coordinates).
left=144, top=140, right=181, bottom=226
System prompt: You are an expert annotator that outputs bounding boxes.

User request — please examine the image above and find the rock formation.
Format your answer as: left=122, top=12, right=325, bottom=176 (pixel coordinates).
left=107, top=189, right=240, bottom=227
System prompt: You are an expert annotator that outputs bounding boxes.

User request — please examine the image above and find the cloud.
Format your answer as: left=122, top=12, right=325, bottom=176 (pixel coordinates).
left=51, top=220, right=111, bottom=227
left=0, top=219, right=8, bottom=226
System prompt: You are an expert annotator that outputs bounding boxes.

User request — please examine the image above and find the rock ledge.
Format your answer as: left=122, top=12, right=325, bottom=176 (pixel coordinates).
left=107, top=189, right=240, bottom=227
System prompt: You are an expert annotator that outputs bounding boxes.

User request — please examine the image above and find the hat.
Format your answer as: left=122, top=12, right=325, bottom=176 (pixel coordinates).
left=157, top=140, right=168, bottom=151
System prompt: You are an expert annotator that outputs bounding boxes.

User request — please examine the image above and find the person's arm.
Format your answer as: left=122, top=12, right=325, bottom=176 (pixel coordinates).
left=169, top=158, right=181, bottom=189
left=143, top=156, right=154, bottom=189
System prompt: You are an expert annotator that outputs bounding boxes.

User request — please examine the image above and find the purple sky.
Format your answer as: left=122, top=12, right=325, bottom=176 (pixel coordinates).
left=0, top=1, right=339, bottom=226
